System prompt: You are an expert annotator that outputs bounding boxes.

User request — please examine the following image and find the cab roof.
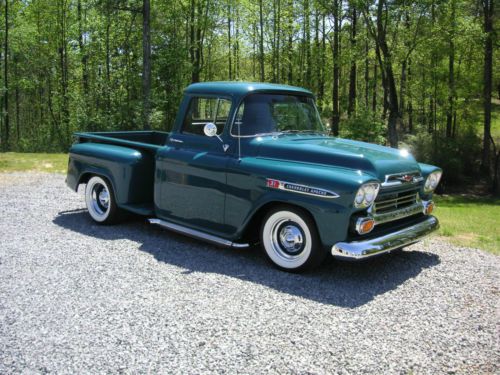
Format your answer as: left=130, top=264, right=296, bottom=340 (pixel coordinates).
left=184, top=81, right=314, bottom=98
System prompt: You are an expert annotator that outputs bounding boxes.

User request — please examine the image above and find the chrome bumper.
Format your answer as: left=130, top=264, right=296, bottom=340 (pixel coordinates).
left=331, top=216, right=439, bottom=260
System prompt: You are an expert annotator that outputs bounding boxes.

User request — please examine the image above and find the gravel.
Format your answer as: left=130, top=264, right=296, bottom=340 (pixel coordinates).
left=0, top=172, right=498, bottom=374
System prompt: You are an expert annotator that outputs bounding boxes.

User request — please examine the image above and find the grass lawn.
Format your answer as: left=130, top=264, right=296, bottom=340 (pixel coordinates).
left=0, top=152, right=67, bottom=173
left=434, top=195, right=500, bottom=255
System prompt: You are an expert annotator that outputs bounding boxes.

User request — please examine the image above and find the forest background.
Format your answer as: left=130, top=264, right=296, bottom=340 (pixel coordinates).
left=0, top=0, right=498, bottom=193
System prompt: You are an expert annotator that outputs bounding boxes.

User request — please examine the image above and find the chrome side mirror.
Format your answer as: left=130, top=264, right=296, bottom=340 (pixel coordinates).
left=203, top=122, right=229, bottom=152
left=203, top=123, right=218, bottom=137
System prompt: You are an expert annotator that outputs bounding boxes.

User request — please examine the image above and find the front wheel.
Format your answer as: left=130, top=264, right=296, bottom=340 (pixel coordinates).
left=260, top=206, right=326, bottom=272
left=85, top=176, right=121, bottom=224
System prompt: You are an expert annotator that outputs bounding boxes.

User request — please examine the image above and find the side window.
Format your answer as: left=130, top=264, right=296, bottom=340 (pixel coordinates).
left=182, top=97, right=231, bottom=136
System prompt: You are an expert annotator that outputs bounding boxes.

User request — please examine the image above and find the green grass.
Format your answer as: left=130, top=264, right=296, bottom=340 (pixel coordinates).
left=0, top=152, right=67, bottom=173
left=434, top=195, right=500, bottom=255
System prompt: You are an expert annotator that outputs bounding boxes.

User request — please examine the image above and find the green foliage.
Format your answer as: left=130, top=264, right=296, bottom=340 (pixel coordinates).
left=339, top=110, right=386, bottom=144
left=405, top=126, right=482, bottom=186
left=0, top=0, right=496, bottom=192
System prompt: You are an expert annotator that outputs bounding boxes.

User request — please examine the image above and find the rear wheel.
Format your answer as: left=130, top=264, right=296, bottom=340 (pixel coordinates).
left=85, top=176, right=121, bottom=224
left=260, top=206, right=326, bottom=272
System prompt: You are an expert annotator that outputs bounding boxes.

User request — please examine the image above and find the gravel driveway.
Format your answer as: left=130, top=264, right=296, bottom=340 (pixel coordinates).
left=0, top=172, right=498, bottom=374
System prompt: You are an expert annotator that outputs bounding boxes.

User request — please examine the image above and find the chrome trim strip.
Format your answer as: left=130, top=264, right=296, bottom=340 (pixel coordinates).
left=369, top=201, right=426, bottom=226
left=148, top=218, right=250, bottom=248
left=267, top=179, right=339, bottom=199
left=332, top=216, right=439, bottom=259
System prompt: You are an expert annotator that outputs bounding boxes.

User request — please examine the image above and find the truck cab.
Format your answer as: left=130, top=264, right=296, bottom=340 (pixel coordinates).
left=67, top=82, right=441, bottom=272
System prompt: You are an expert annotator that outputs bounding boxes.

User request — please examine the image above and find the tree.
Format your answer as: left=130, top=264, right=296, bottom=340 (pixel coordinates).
left=481, top=0, right=494, bottom=173
left=142, top=0, right=151, bottom=130
left=3, top=0, right=10, bottom=150
left=258, top=0, right=265, bottom=81
left=347, top=1, right=356, bottom=117
left=330, top=0, right=341, bottom=136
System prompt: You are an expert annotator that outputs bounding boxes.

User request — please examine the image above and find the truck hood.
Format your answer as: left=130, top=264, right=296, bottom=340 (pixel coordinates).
left=255, top=136, right=419, bottom=181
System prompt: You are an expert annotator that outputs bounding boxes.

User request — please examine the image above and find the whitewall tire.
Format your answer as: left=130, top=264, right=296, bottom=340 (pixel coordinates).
left=260, top=206, right=325, bottom=272
left=85, top=176, right=120, bottom=224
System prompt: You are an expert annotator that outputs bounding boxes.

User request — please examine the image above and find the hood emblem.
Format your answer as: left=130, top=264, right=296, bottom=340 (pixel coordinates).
left=397, top=174, right=414, bottom=183
left=266, top=179, right=339, bottom=199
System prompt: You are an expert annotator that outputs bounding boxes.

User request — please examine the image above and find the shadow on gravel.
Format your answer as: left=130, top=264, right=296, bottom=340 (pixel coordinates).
left=54, top=210, right=441, bottom=308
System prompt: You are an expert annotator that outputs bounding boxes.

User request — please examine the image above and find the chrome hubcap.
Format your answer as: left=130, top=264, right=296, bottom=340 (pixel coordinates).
left=98, top=189, right=109, bottom=208
left=270, top=219, right=306, bottom=259
left=91, top=184, right=110, bottom=215
left=279, top=225, right=303, bottom=253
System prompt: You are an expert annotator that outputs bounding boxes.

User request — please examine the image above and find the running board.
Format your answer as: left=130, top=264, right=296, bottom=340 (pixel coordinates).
left=148, top=218, right=250, bottom=248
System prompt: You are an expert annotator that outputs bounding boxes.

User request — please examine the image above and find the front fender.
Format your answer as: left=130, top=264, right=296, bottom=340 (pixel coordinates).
left=226, top=157, right=379, bottom=246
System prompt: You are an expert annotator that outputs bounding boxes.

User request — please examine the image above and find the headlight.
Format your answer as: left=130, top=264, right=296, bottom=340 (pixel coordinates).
left=354, top=182, right=380, bottom=208
left=424, top=171, right=442, bottom=193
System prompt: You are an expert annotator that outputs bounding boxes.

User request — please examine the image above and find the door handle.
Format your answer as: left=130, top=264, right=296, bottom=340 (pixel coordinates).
left=170, top=138, right=184, bottom=144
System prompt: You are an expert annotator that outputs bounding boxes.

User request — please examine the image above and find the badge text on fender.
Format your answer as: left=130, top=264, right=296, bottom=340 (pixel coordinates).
left=266, top=179, right=339, bottom=199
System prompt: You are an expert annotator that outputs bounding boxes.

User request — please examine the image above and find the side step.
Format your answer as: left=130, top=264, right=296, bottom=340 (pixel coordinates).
left=148, top=218, right=250, bottom=249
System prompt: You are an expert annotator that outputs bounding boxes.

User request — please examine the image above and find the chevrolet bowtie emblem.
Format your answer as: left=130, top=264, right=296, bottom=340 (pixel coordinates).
left=397, top=175, right=414, bottom=183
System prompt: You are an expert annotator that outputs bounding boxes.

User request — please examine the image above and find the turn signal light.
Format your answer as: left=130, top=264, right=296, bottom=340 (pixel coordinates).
left=424, top=202, right=435, bottom=215
left=356, top=218, right=375, bottom=235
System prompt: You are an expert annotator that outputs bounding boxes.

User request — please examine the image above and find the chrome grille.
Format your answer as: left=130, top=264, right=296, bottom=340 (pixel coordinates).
left=373, top=190, right=418, bottom=214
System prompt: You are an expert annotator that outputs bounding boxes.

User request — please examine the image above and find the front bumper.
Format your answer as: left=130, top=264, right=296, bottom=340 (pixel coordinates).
left=331, top=215, right=439, bottom=260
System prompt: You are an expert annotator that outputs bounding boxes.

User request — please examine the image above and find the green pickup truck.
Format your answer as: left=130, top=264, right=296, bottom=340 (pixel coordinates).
left=66, top=82, right=441, bottom=272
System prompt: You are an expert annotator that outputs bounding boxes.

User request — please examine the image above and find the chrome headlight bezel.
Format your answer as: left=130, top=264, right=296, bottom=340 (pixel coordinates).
left=354, top=182, right=380, bottom=208
left=424, top=171, right=442, bottom=193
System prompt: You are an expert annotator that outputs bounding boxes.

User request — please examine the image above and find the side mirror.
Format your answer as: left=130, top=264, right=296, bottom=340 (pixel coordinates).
left=203, top=122, right=229, bottom=152
left=203, top=123, right=218, bottom=137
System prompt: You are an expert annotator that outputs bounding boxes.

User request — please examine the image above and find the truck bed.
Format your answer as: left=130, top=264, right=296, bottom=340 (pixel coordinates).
left=74, top=131, right=169, bottom=152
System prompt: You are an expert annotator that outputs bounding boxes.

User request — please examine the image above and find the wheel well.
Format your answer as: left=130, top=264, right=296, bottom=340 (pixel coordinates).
left=78, top=172, right=93, bottom=186
left=78, top=173, right=115, bottom=196
left=241, top=202, right=318, bottom=244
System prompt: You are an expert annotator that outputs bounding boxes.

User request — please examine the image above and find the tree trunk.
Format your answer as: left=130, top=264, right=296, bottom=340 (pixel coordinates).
left=481, top=0, right=493, bottom=172
left=228, top=1, right=232, bottom=80
left=347, top=4, right=356, bottom=117
left=374, top=0, right=399, bottom=147
left=304, top=0, right=311, bottom=87
left=259, top=0, right=265, bottom=81
left=14, top=53, right=19, bottom=142
left=3, top=0, right=9, bottom=150
left=142, top=0, right=151, bottom=130
left=77, top=0, right=89, bottom=99
left=364, top=32, right=369, bottom=109
left=331, top=0, right=340, bottom=136
left=318, top=14, right=326, bottom=108
left=59, top=0, right=69, bottom=146
left=446, top=0, right=456, bottom=138
left=372, top=63, right=377, bottom=112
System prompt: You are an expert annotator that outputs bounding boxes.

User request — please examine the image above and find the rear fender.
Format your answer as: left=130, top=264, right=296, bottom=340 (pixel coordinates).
left=67, top=143, right=154, bottom=206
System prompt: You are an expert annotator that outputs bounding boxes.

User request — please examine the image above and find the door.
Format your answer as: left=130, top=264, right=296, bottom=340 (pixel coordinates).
left=155, top=96, right=232, bottom=234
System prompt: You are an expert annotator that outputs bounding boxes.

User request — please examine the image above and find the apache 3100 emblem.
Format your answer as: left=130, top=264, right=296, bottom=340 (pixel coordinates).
left=266, top=179, right=339, bottom=199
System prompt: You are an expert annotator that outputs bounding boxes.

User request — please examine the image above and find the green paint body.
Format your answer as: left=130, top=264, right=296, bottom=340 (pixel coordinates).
left=66, top=82, right=441, bottom=247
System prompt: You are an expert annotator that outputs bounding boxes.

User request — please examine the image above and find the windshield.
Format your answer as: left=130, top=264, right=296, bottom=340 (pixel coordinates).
left=232, top=93, right=326, bottom=137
